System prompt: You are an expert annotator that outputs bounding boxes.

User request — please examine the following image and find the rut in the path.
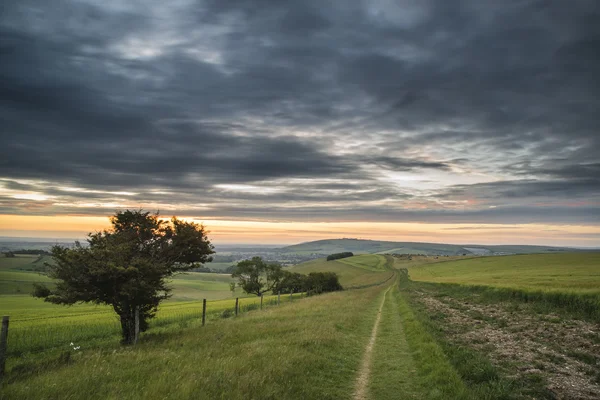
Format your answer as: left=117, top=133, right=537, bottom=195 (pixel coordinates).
left=353, top=286, right=391, bottom=400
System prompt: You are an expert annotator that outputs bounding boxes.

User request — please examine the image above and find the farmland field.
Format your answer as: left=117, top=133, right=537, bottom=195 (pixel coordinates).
left=2, top=284, right=400, bottom=400
left=0, top=254, right=236, bottom=299
left=406, top=252, right=600, bottom=293
left=2, top=252, right=600, bottom=399
left=396, top=252, right=600, bottom=398
left=288, top=254, right=393, bottom=287
left=337, top=254, right=388, bottom=271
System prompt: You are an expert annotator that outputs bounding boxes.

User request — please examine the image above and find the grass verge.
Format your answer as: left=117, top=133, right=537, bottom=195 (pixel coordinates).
left=413, top=281, right=600, bottom=322
left=401, top=280, right=574, bottom=399
left=395, top=283, right=470, bottom=399
left=2, top=285, right=385, bottom=399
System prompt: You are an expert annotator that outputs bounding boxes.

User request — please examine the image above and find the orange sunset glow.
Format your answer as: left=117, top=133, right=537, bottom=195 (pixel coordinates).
left=1, top=215, right=599, bottom=247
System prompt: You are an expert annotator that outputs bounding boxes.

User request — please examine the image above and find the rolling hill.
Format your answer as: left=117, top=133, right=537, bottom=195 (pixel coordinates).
left=280, top=238, right=587, bottom=256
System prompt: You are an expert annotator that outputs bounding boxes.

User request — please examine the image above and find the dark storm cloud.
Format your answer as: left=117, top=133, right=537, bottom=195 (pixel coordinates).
left=1, top=0, right=599, bottom=224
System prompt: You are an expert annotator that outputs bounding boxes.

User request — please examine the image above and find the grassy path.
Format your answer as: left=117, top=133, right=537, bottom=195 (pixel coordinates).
left=368, top=284, right=422, bottom=399
left=353, top=286, right=391, bottom=399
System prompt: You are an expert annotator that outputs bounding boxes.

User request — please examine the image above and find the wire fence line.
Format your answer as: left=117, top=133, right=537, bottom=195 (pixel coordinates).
left=0, top=292, right=306, bottom=378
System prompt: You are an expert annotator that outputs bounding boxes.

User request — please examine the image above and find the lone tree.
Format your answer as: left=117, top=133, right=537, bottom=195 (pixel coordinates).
left=33, top=210, right=214, bottom=344
left=231, top=257, right=283, bottom=296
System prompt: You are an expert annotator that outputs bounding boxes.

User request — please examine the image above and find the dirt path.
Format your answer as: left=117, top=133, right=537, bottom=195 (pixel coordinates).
left=353, top=285, right=391, bottom=400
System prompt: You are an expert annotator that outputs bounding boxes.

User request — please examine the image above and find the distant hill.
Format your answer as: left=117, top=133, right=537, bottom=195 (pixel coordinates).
left=280, top=238, right=586, bottom=256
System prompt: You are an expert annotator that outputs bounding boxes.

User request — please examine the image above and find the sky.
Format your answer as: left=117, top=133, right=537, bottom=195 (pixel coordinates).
left=1, top=0, right=599, bottom=246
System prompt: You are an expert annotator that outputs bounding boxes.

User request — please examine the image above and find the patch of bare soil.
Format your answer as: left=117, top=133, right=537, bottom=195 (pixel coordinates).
left=414, top=290, right=600, bottom=399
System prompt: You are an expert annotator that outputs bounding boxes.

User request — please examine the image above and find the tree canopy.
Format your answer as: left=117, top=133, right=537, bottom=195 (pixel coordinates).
left=33, top=210, right=214, bottom=344
left=326, top=252, right=354, bottom=261
left=231, top=257, right=283, bottom=296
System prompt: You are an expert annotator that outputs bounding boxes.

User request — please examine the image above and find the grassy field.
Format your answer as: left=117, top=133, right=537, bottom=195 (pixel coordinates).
left=0, top=254, right=53, bottom=271
left=280, top=238, right=583, bottom=256
left=204, top=261, right=235, bottom=271
left=0, top=253, right=395, bottom=385
left=281, top=238, right=469, bottom=255
left=337, top=254, right=388, bottom=271
left=3, top=285, right=390, bottom=399
left=4, top=251, right=600, bottom=399
left=393, top=252, right=600, bottom=398
left=1, top=267, right=482, bottom=400
left=407, top=253, right=600, bottom=293
left=4, top=292, right=306, bottom=374
left=289, top=254, right=393, bottom=288
left=0, top=253, right=236, bottom=299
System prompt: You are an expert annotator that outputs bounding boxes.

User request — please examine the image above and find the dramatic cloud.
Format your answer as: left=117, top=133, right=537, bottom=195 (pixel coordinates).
left=1, top=0, right=599, bottom=229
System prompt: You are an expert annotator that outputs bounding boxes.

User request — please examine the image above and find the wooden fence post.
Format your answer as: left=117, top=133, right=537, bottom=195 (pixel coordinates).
left=277, top=292, right=280, bottom=305
left=0, top=316, right=8, bottom=381
left=260, top=294, right=263, bottom=310
left=134, top=306, right=140, bottom=345
left=290, top=290, right=293, bottom=301
left=202, top=299, right=207, bottom=326
left=235, top=297, right=239, bottom=316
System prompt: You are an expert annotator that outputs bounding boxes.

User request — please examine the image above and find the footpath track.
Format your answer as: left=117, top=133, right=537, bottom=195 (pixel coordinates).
left=353, top=285, right=392, bottom=400
left=353, top=275, right=423, bottom=400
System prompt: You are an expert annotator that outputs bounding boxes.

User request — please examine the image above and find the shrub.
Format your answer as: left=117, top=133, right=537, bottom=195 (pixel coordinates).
left=305, top=272, right=343, bottom=293
left=326, top=252, right=354, bottom=261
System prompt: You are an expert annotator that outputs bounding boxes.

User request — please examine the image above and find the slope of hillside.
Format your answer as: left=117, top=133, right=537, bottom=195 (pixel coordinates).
left=288, top=254, right=393, bottom=288
left=281, top=239, right=467, bottom=255
left=280, top=238, right=584, bottom=256
left=407, top=252, right=600, bottom=293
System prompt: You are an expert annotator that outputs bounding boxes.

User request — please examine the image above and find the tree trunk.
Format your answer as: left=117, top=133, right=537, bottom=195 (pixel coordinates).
left=119, top=309, right=136, bottom=345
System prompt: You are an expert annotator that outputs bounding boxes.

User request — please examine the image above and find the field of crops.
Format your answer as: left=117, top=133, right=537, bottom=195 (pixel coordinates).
left=0, top=254, right=53, bottom=271
left=0, top=255, right=237, bottom=300
left=407, top=252, right=600, bottom=293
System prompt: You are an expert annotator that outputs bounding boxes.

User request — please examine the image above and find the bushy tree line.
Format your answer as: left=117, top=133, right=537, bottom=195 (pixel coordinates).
left=273, top=271, right=343, bottom=294
left=326, top=252, right=354, bottom=261
left=11, top=249, right=51, bottom=255
left=231, top=257, right=344, bottom=296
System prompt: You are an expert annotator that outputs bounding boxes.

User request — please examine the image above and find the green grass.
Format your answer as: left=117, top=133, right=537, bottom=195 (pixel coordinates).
left=401, top=280, right=567, bottom=398
left=204, top=261, right=235, bottom=271
left=0, top=267, right=235, bottom=298
left=4, top=293, right=306, bottom=372
left=0, top=254, right=53, bottom=271
left=407, top=253, right=600, bottom=321
left=368, top=285, right=422, bottom=399
left=8, top=251, right=595, bottom=398
left=337, top=254, right=388, bottom=271
left=281, top=238, right=469, bottom=255
left=281, top=238, right=582, bottom=256
left=3, top=285, right=386, bottom=399
left=289, top=256, right=393, bottom=287
left=0, top=270, right=55, bottom=295
left=168, top=272, right=235, bottom=301
left=409, top=253, right=600, bottom=293
left=0, top=254, right=38, bottom=269
left=394, top=282, right=469, bottom=399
